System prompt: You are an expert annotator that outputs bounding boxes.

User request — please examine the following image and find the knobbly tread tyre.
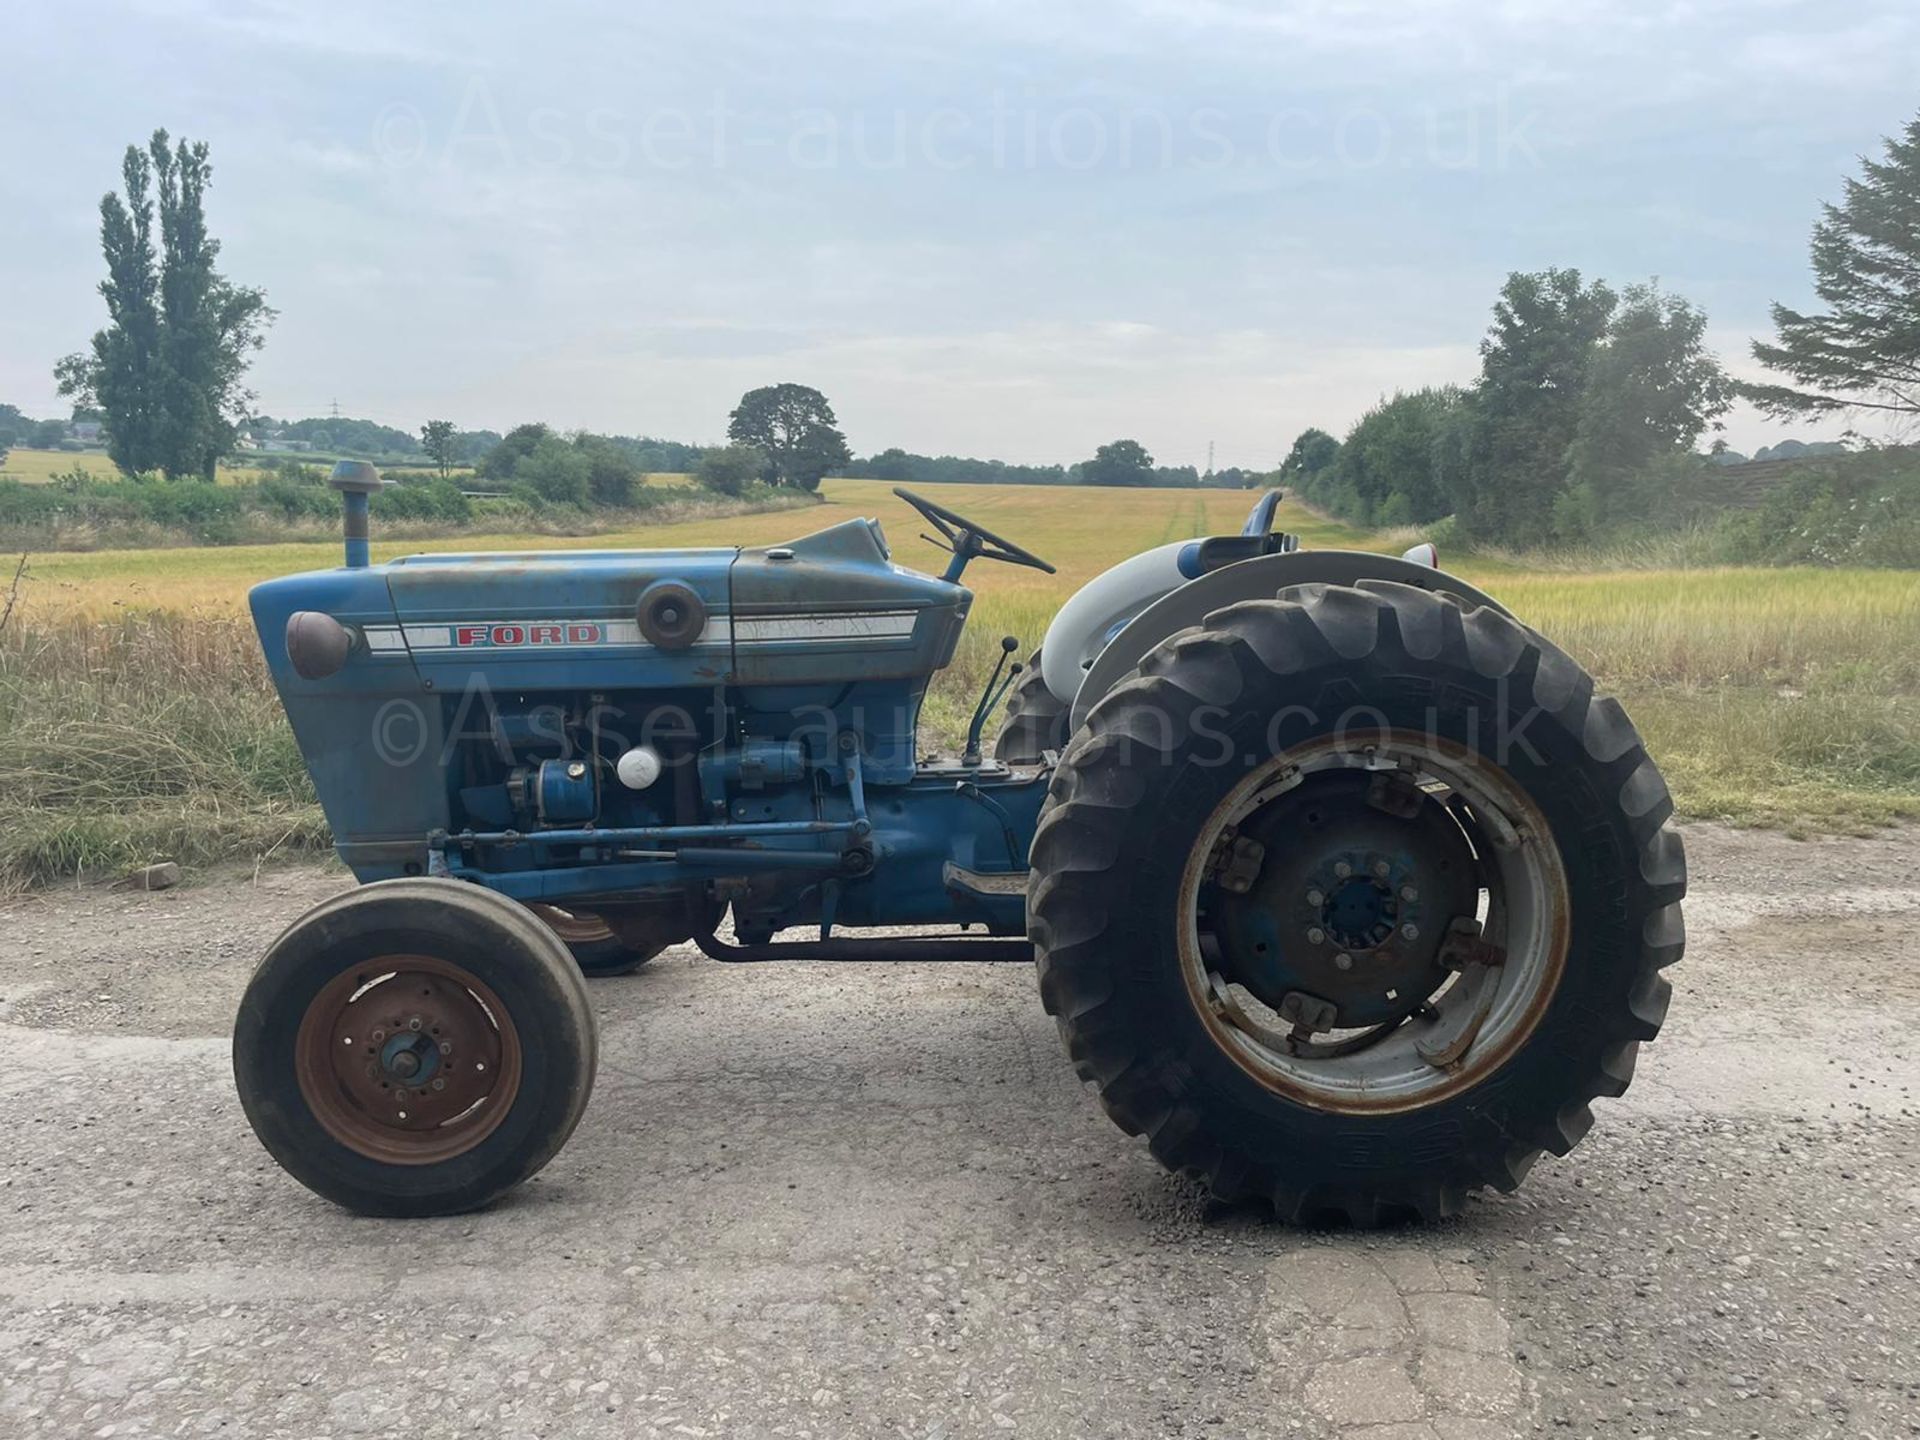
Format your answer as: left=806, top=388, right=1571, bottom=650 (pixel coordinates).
left=994, top=649, right=1072, bottom=763
left=234, top=878, right=598, bottom=1217
left=1026, top=580, right=1685, bottom=1225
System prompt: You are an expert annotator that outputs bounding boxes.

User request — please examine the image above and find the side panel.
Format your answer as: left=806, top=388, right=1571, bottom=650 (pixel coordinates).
left=250, top=569, right=449, bottom=878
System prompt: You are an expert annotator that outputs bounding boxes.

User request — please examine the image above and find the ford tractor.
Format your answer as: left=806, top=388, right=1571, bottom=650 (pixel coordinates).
left=234, top=465, right=1684, bottom=1223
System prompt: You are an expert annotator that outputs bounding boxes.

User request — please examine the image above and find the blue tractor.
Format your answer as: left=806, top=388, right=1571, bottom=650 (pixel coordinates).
left=234, top=464, right=1684, bottom=1222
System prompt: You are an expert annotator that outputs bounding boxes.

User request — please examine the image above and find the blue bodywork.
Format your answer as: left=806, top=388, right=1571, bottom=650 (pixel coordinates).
left=250, top=514, right=1044, bottom=940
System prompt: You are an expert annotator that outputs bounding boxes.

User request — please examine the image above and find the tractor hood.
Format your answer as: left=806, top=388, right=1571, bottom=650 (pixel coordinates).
left=381, top=543, right=738, bottom=689
left=250, top=516, right=970, bottom=694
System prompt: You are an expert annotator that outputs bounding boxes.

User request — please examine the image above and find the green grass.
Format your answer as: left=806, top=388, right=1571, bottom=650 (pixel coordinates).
left=0, top=478, right=1911, bottom=885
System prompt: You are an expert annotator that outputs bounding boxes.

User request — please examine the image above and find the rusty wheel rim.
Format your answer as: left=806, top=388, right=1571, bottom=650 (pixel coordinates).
left=293, top=955, right=524, bottom=1165
left=1177, top=729, right=1569, bottom=1116
left=528, top=904, right=617, bottom=947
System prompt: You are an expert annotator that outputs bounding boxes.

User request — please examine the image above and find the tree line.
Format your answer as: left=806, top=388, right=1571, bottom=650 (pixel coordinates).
left=1279, top=273, right=1731, bottom=545
left=1282, top=111, right=1920, bottom=549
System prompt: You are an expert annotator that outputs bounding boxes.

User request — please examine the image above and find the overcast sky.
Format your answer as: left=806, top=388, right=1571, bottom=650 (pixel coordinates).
left=6, top=0, right=1914, bottom=468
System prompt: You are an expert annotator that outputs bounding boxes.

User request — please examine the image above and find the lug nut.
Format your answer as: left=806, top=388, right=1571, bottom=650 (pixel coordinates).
left=1402, top=923, right=1420, bottom=941
left=1333, top=862, right=1352, bottom=879
left=1307, top=927, right=1326, bottom=945
left=1371, top=860, right=1390, bottom=878
left=1306, top=888, right=1325, bottom=907
left=438, top=1040, right=453, bottom=1055
left=1334, top=953, right=1354, bottom=971
left=1400, top=885, right=1418, bottom=902
left=407, top=1016, right=423, bottom=1031
left=431, top=1078, right=446, bottom=1092
left=371, top=1028, right=386, bottom=1042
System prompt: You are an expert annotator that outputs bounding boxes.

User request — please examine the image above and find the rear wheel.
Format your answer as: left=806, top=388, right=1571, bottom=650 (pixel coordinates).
left=1028, top=581, right=1685, bottom=1223
left=994, top=648, right=1071, bottom=763
left=528, top=903, right=667, bottom=977
left=234, top=878, right=598, bottom=1216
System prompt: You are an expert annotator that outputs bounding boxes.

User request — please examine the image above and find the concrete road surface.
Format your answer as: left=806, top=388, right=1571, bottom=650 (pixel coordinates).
left=0, top=823, right=1915, bottom=1439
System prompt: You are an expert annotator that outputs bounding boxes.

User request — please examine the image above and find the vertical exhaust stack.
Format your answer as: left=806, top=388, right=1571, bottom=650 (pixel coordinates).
left=329, top=460, right=385, bottom=569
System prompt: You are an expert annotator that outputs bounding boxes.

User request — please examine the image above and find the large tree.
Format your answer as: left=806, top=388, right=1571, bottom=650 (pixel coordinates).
left=1278, top=427, right=1340, bottom=487
left=1566, top=284, right=1730, bottom=523
left=479, top=422, right=554, bottom=481
left=1447, top=268, right=1617, bottom=543
left=1745, top=112, right=1920, bottom=422
left=420, top=420, right=458, bottom=477
left=726, top=383, right=851, bottom=491
left=1330, top=388, right=1463, bottom=526
left=1080, top=438, right=1155, bottom=487
left=56, top=130, right=271, bottom=479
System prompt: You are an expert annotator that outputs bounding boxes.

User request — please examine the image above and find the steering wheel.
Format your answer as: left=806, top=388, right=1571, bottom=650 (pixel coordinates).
left=893, top=487, right=1057, bottom=578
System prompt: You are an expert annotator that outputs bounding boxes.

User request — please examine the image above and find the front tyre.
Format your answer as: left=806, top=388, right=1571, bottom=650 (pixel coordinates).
left=234, top=878, right=598, bottom=1217
left=1028, top=581, right=1685, bottom=1224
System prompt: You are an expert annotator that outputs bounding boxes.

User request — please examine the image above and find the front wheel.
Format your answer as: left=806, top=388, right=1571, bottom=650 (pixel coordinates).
left=1028, top=581, right=1685, bottom=1224
left=234, top=878, right=598, bottom=1216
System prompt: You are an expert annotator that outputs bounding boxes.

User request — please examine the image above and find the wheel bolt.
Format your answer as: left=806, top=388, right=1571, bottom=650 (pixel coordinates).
left=1306, top=889, right=1325, bottom=907
left=1307, top=927, right=1326, bottom=945
left=407, top=1016, right=423, bottom=1032
left=1402, top=923, right=1420, bottom=941
left=431, top=1078, right=446, bottom=1092
left=1400, top=885, right=1418, bottom=902
left=371, top=1028, right=386, bottom=1042
left=438, top=1040, right=453, bottom=1055
left=1334, top=953, right=1353, bottom=971
left=1371, top=860, right=1390, bottom=878
left=1333, top=861, right=1352, bottom=879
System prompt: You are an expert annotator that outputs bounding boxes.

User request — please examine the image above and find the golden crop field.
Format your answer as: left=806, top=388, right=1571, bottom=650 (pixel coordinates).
left=0, top=448, right=126, bottom=483
left=0, top=446, right=505, bottom=488
left=0, top=478, right=1913, bottom=885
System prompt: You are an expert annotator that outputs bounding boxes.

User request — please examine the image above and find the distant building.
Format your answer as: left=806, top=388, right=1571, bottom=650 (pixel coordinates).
left=70, top=421, right=104, bottom=444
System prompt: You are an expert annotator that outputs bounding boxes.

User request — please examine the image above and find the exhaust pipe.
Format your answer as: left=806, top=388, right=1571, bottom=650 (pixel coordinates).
left=329, top=460, right=385, bottom=569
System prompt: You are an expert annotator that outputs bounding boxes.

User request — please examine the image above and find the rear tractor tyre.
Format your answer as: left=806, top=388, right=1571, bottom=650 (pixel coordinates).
left=994, top=648, right=1072, bottom=764
left=1027, top=580, right=1685, bottom=1224
left=234, top=878, right=598, bottom=1217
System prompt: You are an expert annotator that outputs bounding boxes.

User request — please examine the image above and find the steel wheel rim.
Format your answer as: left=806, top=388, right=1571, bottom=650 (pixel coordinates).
left=293, top=955, right=524, bottom=1164
left=1177, top=729, right=1569, bottom=1114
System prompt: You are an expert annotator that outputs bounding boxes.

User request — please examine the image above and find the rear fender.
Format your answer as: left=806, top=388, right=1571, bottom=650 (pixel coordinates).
left=1064, top=550, right=1513, bottom=729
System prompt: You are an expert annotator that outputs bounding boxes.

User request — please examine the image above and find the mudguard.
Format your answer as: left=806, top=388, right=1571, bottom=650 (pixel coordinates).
left=1065, top=550, right=1513, bottom=729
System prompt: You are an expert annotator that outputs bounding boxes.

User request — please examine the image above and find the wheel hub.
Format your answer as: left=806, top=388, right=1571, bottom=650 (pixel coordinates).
left=1205, top=770, right=1477, bottom=1029
left=293, top=956, right=521, bottom=1164
left=379, top=1031, right=441, bottom=1086
left=1321, top=871, right=1398, bottom=951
